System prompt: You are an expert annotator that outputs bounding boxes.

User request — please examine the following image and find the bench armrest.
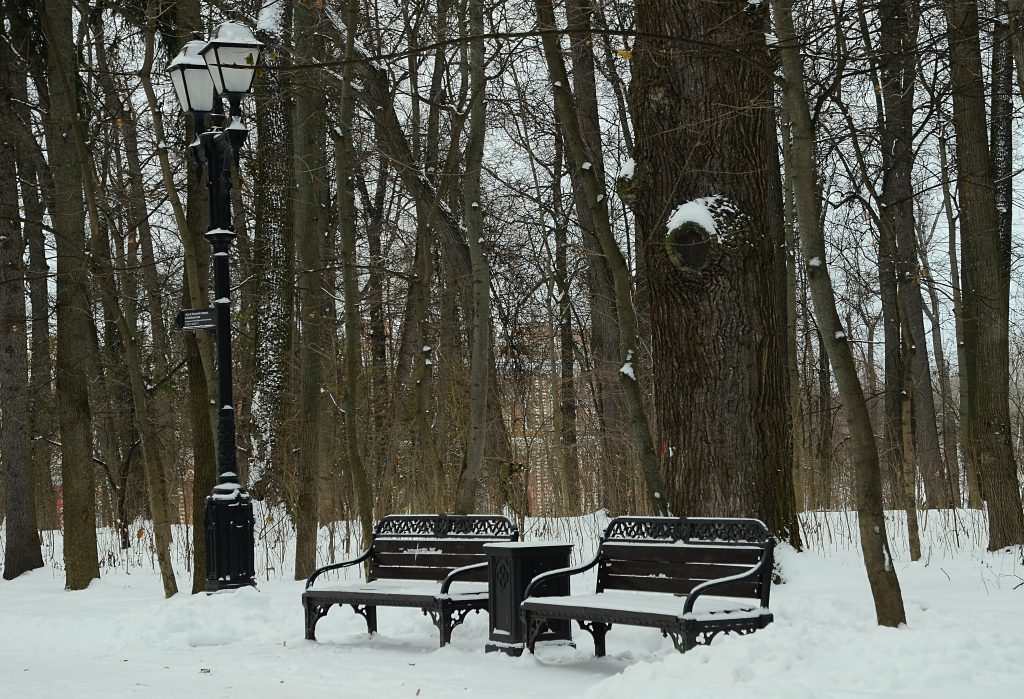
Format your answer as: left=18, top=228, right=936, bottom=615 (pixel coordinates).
left=440, top=561, right=488, bottom=595
left=305, top=546, right=374, bottom=590
left=522, top=549, right=601, bottom=601
left=682, top=538, right=775, bottom=615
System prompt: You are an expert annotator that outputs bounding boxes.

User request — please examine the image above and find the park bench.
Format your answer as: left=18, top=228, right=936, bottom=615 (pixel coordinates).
left=521, top=516, right=775, bottom=655
left=303, top=514, right=518, bottom=646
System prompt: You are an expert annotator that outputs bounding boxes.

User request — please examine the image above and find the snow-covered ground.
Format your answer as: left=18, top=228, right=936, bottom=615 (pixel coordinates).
left=1, top=509, right=1022, bottom=698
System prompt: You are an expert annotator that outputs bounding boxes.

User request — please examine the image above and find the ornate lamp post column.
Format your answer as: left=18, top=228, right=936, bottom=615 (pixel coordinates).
left=168, top=23, right=263, bottom=592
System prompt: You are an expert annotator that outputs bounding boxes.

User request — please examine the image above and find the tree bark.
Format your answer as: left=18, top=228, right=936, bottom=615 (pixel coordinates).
left=536, top=0, right=665, bottom=515
left=36, top=0, right=101, bottom=590
left=772, top=0, right=906, bottom=626
left=564, top=0, right=629, bottom=511
left=945, top=0, right=1024, bottom=548
left=335, top=0, right=374, bottom=544
left=938, top=134, right=980, bottom=508
left=0, top=93, right=44, bottom=579
left=877, top=0, right=945, bottom=508
left=292, top=0, right=328, bottom=579
left=250, top=4, right=295, bottom=506
left=553, top=134, right=581, bottom=512
left=1, top=21, right=58, bottom=531
left=455, top=0, right=492, bottom=513
left=629, top=0, right=797, bottom=538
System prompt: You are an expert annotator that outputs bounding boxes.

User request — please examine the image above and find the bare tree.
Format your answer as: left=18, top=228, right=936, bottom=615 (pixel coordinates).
left=772, top=0, right=906, bottom=626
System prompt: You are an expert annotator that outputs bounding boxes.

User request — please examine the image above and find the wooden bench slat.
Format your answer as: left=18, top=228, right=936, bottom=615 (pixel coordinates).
left=601, top=542, right=762, bottom=566
left=372, top=538, right=498, bottom=555
left=602, top=557, right=754, bottom=583
left=372, top=550, right=487, bottom=568
left=598, top=573, right=761, bottom=597
left=370, top=565, right=490, bottom=582
left=600, top=572, right=761, bottom=598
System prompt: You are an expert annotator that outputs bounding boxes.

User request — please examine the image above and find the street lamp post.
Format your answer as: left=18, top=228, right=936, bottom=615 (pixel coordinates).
left=168, top=24, right=263, bottom=592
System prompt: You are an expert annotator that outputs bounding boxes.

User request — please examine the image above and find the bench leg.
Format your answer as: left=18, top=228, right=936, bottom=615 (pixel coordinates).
left=437, top=611, right=452, bottom=647
left=429, top=606, right=473, bottom=647
left=524, top=615, right=548, bottom=654
left=664, top=630, right=688, bottom=653
left=351, top=604, right=378, bottom=635
left=304, top=601, right=332, bottom=641
left=578, top=620, right=610, bottom=657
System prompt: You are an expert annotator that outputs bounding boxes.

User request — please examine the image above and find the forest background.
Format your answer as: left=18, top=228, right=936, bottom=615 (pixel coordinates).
left=1, top=0, right=1023, bottom=627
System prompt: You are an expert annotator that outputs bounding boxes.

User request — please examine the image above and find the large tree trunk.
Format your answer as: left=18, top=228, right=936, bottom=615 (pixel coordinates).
left=629, top=0, right=797, bottom=539
left=335, top=0, right=373, bottom=544
left=772, top=0, right=906, bottom=626
left=877, top=0, right=945, bottom=508
left=945, top=0, right=1024, bottom=548
left=250, top=4, right=295, bottom=506
left=37, top=0, right=101, bottom=590
left=455, top=0, right=492, bottom=513
left=1, top=20, right=58, bottom=531
left=292, top=1, right=328, bottom=580
left=0, top=89, right=44, bottom=579
left=564, top=0, right=630, bottom=511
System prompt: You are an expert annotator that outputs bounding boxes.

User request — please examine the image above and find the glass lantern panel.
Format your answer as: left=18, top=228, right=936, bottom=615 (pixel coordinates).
left=169, top=69, right=190, bottom=112
left=207, top=45, right=259, bottom=95
left=183, top=67, right=215, bottom=112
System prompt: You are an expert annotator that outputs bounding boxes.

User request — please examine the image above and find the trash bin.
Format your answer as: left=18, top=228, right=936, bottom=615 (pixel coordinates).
left=483, top=541, right=573, bottom=655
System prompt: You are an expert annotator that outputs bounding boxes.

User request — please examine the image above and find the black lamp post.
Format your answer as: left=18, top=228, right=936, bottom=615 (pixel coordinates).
left=168, top=23, right=263, bottom=592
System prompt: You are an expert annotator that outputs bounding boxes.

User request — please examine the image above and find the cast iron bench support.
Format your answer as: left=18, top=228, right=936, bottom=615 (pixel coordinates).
left=303, top=514, right=518, bottom=647
left=521, top=516, right=775, bottom=656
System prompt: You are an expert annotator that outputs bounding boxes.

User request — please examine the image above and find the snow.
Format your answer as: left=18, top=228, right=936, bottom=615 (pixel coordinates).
left=618, top=158, right=635, bottom=180
left=211, top=21, right=261, bottom=46
left=619, top=350, right=636, bottom=381
left=256, top=1, right=285, bottom=36
left=809, top=256, right=822, bottom=267
left=667, top=196, right=721, bottom=235
left=1, top=510, right=1023, bottom=697
left=168, top=40, right=207, bottom=68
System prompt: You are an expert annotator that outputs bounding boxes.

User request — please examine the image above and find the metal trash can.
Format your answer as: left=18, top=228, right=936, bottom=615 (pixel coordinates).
left=484, top=541, right=573, bottom=655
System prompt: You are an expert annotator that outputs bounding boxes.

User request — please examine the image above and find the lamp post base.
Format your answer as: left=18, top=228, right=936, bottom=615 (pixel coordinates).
left=204, top=483, right=257, bottom=593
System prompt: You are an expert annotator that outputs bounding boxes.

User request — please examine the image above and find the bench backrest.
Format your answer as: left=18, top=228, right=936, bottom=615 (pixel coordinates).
left=367, top=514, right=518, bottom=583
left=596, top=517, right=773, bottom=605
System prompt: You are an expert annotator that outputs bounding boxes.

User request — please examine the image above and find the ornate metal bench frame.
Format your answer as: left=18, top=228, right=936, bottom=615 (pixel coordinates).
left=303, top=514, right=518, bottom=646
left=521, top=516, right=775, bottom=655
